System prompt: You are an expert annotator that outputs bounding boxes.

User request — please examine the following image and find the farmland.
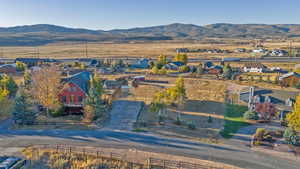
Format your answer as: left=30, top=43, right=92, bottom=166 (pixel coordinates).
left=1, top=40, right=300, bottom=59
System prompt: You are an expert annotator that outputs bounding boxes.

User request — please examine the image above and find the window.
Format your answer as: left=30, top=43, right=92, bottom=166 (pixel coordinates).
left=78, top=96, right=83, bottom=103
left=70, top=95, right=75, bottom=104
left=62, top=96, right=67, bottom=103
left=69, top=87, right=76, bottom=92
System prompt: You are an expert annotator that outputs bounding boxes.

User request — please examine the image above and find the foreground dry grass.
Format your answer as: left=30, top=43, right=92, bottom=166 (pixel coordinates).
left=1, top=41, right=298, bottom=59
left=22, top=146, right=242, bottom=169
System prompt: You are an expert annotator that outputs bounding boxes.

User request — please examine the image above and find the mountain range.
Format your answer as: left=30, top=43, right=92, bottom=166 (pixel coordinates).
left=1, top=23, right=300, bottom=46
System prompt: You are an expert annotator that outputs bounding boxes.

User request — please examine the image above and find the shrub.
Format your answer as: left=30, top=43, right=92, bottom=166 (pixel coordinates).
left=51, top=106, right=64, bottom=117
left=158, top=114, right=164, bottom=125
left=284, top=128, right=299, bottom=145
left=174, top=115, right=182, bottom=125
left=243, top=110, right=259, bottom=120
left=208, top=116, right=213, bottom=123
left=255, top=128, right=266, bottom=141
left=187, top=121, right=196, bottom=130
left=179, top=65, right=190, bottom=73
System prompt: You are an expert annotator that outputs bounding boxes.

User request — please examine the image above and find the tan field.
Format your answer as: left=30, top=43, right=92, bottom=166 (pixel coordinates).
left=1, top=40, right=299, bottom=59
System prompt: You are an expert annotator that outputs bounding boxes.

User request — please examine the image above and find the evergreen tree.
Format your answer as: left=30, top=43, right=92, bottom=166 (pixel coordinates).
left=83, top=75, right=105, bottom=122
left=223, top=64, right=232, bottom=80
left=12, top=90, right=36, bottom=125
left=24, top=71, right=31, bottom=86
left=0, top=74, right=18, bottom=97
left=16, top=61, right=26, bottom=72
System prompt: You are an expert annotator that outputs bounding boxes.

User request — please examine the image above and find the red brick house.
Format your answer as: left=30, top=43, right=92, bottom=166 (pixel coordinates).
left=58, top=71, right=91, bottom=114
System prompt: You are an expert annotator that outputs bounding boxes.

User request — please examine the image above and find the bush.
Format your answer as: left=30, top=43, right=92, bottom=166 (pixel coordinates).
left=208, top=116, right=213, bottom=123
left=179, top=65, right=190, bottom=73
left=174, top=115, right=182, bottom=125
left=284, top=128, right=299, bottom=145
left=243, top=110, right=259, bottom=120
left=255, top=128, right=266, bottom=141
left=187, top=121, right=196, bottom=130
left=51, top=106, right=64, bottom=117
left=158, top=114, right=164, bottom=125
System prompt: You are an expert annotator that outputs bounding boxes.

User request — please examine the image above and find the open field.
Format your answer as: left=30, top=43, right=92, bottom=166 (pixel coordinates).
left=132, top=77, right=227, bottom=141
left=1, top=41, right=300, bottom=59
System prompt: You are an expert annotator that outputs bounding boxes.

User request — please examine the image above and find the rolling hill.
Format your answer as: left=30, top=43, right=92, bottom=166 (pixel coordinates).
left=1, top=23, right=300, bottom=46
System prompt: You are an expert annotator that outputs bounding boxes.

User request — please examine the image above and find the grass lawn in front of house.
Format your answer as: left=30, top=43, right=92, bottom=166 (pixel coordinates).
left=220, top=104, right=249, bottom=138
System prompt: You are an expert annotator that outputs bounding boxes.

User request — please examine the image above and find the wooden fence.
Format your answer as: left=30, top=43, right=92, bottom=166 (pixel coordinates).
left=28, top=145, right=223, bottom=169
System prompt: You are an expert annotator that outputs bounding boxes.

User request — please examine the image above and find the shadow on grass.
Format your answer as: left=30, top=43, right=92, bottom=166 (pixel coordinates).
left=220, top=104, right=249, bottom=138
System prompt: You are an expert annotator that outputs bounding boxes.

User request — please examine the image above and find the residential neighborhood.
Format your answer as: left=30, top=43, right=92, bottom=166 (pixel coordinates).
left=1, top=1, right=300, bottom=169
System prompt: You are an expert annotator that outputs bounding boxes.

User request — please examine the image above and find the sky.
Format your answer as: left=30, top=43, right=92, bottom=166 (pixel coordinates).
left=0, top=0, right=299, bottom=30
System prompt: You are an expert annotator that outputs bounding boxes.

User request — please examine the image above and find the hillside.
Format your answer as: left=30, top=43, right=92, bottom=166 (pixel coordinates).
left=1, top=23, right=300, bottom=46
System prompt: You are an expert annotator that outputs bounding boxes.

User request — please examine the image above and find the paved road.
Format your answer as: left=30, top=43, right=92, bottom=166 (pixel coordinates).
left=105, top=100, right=143, bottom=131
left=0, top=126, right=300, bottom=168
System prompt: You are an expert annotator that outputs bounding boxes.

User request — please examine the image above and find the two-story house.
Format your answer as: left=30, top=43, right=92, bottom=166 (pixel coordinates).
left=58, top=71, right=91, bottom=114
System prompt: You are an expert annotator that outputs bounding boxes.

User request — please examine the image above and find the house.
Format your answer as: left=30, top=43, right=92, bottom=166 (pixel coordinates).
left=270, top=49, right=288, bottom=56
left=0, top=64, right=16, bottom=74
left=243, top=63, right=267, bottom=73
left=103, top=80, right=123, bottom=90
left=279, top=72, right=300, bottom=87
left=203, top=61, right=213, bottom=69
left=133, top=76, right=146, bottom=81
left=207, top=65, right=223, bottom=75
left=163, top=61, right=184, bottom=70
left=176, top=48, right=189, bottom=53
left=58, top=71, right=91, bottom=114
left=235, top=48, right=246, bottom=53
left=130, top=58, right=149, bottom=69
left=15, top=58, right=41, bottom=67
left=252, top=49, right=268, bottom=53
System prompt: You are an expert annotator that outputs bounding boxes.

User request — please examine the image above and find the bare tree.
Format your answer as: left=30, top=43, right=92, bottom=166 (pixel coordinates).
left=31, top=65, right=61, bottom=113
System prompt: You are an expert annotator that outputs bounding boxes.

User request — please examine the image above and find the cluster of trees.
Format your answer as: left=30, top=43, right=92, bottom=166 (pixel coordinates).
left=16, top=61, right=26, bottom=72
left=12, top=89, right=36, bottom=124
left=284, top=94, right=300, bottom=145
left=150, top=77, right=186, bottom=123
left=244, top=102, right=277, bottom=121
left=30, top=65, right=61, bottom=114
left=0, top=74, right=18, bottom=99
left=222, top=64, right=233, bottom=80
left=0, top=74, right=17, bottom=119
left=83, top=75, right=105, bottom=122
left=151, top=54, right=188, bottom=74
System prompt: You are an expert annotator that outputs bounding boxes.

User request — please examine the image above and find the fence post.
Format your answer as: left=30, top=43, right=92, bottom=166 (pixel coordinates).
left=147, top=158, right=151, bottom=169
left=110, top=152, right=113, bottom=167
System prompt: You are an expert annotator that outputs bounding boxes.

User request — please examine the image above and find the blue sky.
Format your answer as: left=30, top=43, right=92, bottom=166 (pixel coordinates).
left=0, top=0, right=299, bottom=30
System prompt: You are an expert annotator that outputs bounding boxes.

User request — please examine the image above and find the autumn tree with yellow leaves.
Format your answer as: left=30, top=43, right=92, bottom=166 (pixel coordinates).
left=287, top=94, right=300, bottom=131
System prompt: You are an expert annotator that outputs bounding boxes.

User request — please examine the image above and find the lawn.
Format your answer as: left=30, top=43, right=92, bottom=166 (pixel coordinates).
left=220, top=104, right=249, bottom=138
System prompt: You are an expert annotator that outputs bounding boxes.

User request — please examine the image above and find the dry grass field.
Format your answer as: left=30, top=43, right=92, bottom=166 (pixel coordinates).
left=131, top=76, right=227, bottom=141
left=1, top=41, right=299, bottom=59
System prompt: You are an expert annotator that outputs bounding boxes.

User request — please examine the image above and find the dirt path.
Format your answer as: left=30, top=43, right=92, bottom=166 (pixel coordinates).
left=105, top=100, right=143, bottom=131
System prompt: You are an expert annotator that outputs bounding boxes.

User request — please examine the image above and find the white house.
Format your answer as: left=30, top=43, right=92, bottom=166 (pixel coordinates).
left=243, top=63, right=267, bottom=73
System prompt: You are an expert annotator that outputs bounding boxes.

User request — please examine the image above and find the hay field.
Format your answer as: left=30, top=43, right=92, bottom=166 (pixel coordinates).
left=1, top=41, right=297, bottom=59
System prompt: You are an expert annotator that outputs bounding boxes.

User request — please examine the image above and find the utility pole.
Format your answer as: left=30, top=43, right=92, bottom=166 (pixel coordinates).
left=0, top=48, right=3, bottom=58
left=289, top=40, right=293, bottom=57
left=85, top=41, right=88, bottom=58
